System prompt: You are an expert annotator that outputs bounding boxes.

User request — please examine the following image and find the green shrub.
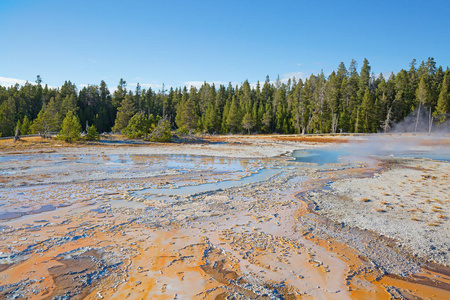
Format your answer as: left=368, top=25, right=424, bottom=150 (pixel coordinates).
left=85, top=125, right=99, bottom=141
left=150, top=119, right=172, bottom=142
left=123, top=112, right=152, bottom=139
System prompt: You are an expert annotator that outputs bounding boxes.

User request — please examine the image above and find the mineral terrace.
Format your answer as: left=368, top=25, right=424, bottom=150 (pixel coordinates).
left=0, top=134, right=449, bottom=299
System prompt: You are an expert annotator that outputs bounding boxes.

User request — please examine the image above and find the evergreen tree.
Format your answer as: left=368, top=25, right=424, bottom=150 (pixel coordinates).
left=58, top=111, right=82, bottom=142
left=226, top=95, right=241, bottom=133
left=434, top=74, right=449, bottom=123
left=347, top=59, right=360, bottom=130
left=0, top=97, right=16, bottom=137
left=252, top=101, right=259, bottom=132
left=242, top=112, right=254, bottom=134
left=113, top=93, right=136, bottom=133
left=220, top=99, right=230, bottom=133
left=123, top=112, right=151, bottom=138
left=176, top=87, right=198, bottom=133
left=359, top=58, right=371, bottom=94
left=275, top=95, right=285, bottom=133
left=1, top=57, right=450, bottom=137
left=135, top=83, right=142, bottom=112
left=30, top=97, right=61, bottom=134
left=85, top=125, right=99, bottom=141
left=414, top=75, right=429, bottom=131
left=175, top=88, right=188, bottom=132
left=113, top=78, right=127, bottom=108
left=150, top=118, right=172, bottom=142
left=204, top=102, right=219, bottom=133
left=262, top=100, right=273, bottom=133
left=60, top=81, right=77, bottom=99
left=20, top=115, right=31, bottom=135
left=61, top=94, right=78, bottom=116
left=360, top=88, right=373, bottom=132
left=96, top=80, right=114, bottom=132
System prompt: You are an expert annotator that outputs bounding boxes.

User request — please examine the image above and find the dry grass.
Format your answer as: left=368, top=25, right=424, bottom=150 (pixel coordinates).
left=411, top=216, right=421, bottom=221
left=0, top=136, right=74, bottom=150
left=437, top=214, right=446, bottom=219
left=270, top=135, right=349, bottom=144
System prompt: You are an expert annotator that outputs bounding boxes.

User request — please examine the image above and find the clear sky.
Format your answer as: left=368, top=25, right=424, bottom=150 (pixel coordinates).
left=1, top=0, right=449, bottom=91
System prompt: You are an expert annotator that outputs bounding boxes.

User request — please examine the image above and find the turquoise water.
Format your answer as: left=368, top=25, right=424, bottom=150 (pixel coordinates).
left=291, top=149, right=350, bottom=165
left=133, top=168, right=281, bottom=198
left=291, top=147, right=450, bottom=164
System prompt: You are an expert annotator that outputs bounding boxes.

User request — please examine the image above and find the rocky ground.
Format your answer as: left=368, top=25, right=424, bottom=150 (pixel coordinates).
left=0, top=134, right=449, bottom=299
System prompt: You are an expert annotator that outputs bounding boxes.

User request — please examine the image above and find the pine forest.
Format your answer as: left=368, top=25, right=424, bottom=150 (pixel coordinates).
left=1, top=58, right=449, bottom=138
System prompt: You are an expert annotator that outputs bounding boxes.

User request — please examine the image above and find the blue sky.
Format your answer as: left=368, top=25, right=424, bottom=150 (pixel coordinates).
left=1, top=0, right=449, bottom=91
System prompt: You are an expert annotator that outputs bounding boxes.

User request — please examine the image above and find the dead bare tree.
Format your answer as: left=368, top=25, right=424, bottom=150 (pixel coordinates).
left=415, top=102, right=422, bottom=132
left=331, top=113, right=339, bottom=134
left=319, top=83, right=324, bottom=134
left=428, top=108, right=433, bottom=133
left=382, top=106, right=392, bottom=133
left=13, top=127, right=20, bottom=142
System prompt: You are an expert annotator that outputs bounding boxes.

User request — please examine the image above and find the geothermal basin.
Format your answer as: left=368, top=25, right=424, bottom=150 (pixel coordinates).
left=0, top=134, right=449, bottom=299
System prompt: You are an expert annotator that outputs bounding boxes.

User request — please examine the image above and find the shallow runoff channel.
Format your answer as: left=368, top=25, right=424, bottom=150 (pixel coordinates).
left=133, top=167, right=281, bottom=199
left=137, top=141, right=450, bottom=201
left=131, top=147, right=364, bottom=200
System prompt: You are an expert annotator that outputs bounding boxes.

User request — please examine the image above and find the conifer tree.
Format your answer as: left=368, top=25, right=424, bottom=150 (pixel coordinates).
left=359, top=58, right=371, bottom=94
left=242, top=112, right=254, bottom=134
left=58, top=111, right=82, bottom=142
left=61, top=94, right=78, bottom=116
left=181, top=89, right=199, bottom=132
left=262, top=101, right=272, bottom=133
left=434, top=74, right=449, bottom=123
left=113, top=78, right=127, bottom=108
left=415, top=75, right=428, bottom=131
left=113, top=93, right=136, bottom=133
left=123, top=112, right=151, bottom=138
left=0, top=97, right=16, bottom=137
left=360, top=88, right=373, bottom=132
left=150, top=118, right=172, bottom=142
left=20, top=115, right=31, bottom=135
left=85, top=125, right=99, bottom=141
left=227, top=96, right=241, bottom=133
left=30, top=97, right=61, bottom=134
left=221, top=99, right=230, bottom=133
left=204, top=103, right=219, bottom=133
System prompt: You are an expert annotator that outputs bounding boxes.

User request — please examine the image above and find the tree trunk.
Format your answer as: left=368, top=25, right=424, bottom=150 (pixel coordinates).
left=415, top=102, right=421, bottom=132
left=428, top=108, right=433, bottom=133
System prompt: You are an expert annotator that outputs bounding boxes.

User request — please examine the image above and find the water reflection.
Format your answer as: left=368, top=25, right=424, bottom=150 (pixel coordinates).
left=291, top=148, right=350, bottom=165
left=134, top=168, right=280, bottom=198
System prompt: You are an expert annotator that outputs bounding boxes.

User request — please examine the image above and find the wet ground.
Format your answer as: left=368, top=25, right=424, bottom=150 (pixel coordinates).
left=0, top=134, right=449, bottom=299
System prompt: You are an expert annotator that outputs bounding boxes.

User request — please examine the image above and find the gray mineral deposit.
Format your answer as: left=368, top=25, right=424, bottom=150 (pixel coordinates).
left=0, top=134, right=449, bottom=299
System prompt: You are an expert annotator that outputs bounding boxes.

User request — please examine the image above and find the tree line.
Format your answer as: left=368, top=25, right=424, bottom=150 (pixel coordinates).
left=0, top=57, right=449, bottom=138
